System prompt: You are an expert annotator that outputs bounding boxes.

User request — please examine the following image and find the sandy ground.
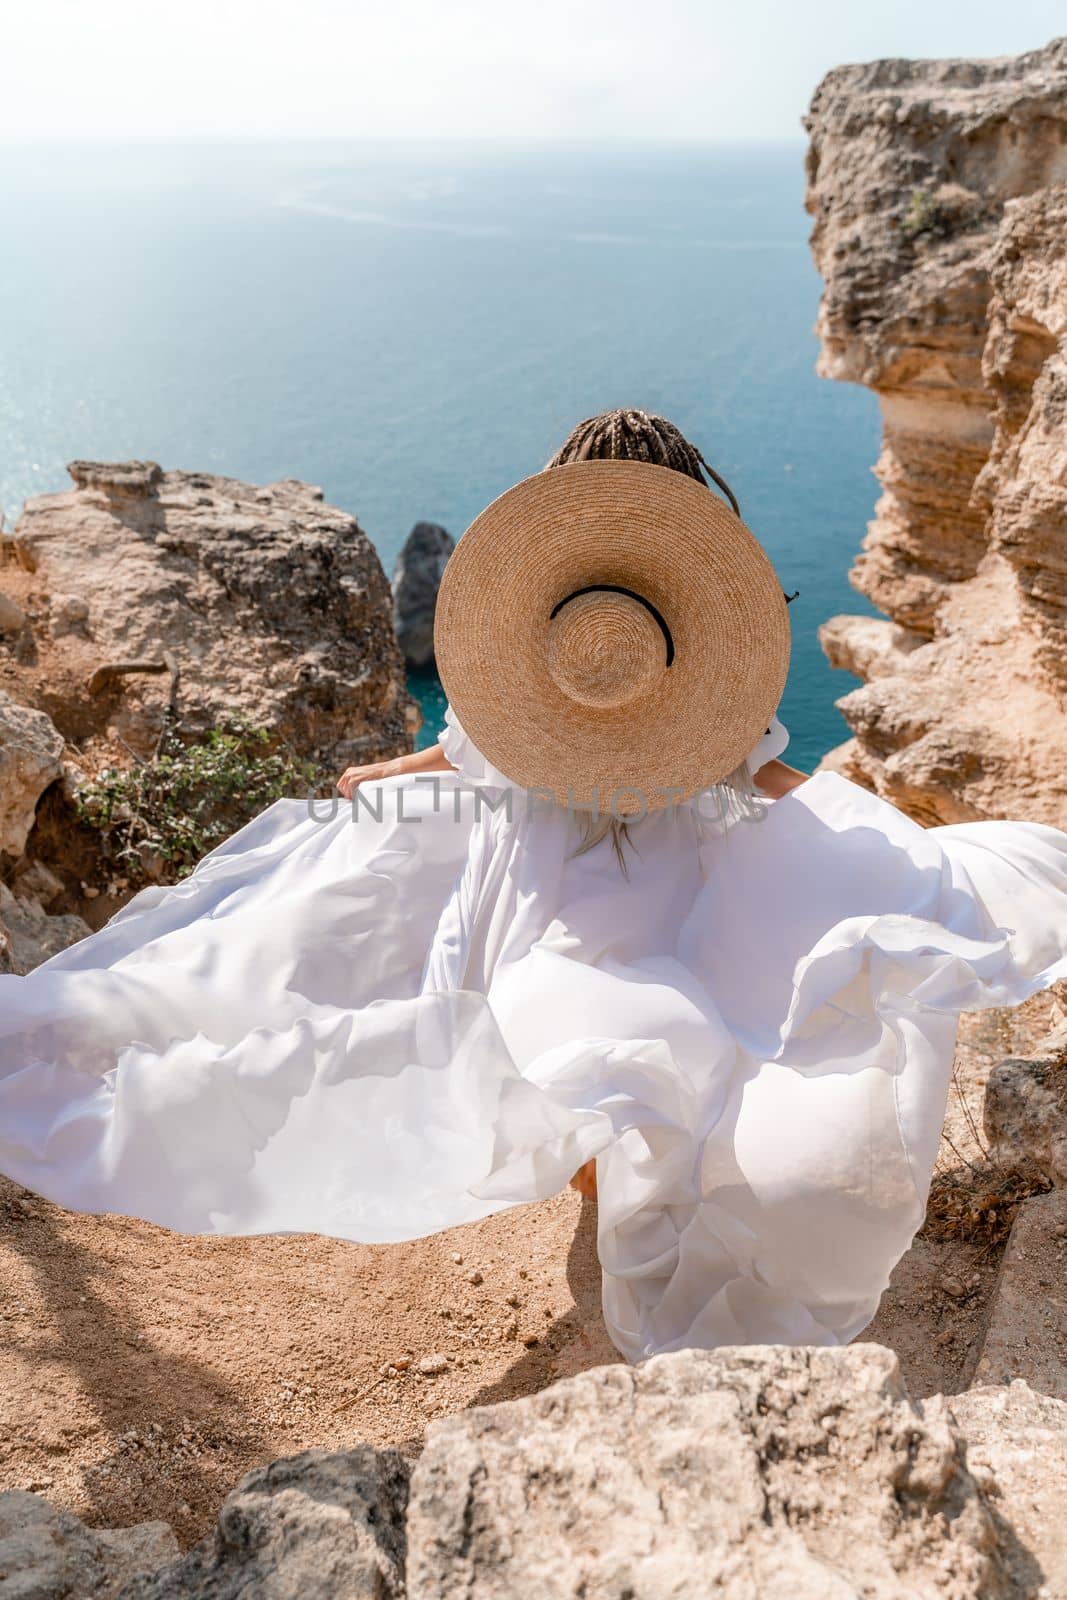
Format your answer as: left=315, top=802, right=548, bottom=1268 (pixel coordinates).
left=1, top=993, right=1062, bottom=1552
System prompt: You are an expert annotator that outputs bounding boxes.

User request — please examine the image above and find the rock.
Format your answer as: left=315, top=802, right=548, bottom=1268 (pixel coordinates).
left=12, top=462, right=414, bottom=766
left=392, top=522, right=454, bottom=669
left=805, top=40, right=1067, bottom=827
left=404, top=1344, right=1002, bottom=1598
left=0, top=880, right=90, bottom=974
left=50, top=592, right=90, bottom=637
left=984, top=1021, right=1067, bottom=1185
left=120, top=1446, right=408, bottom=1600
left=0, top=691, right=64, bottom=858
left=0, top=1488, right=178, bottom=1598
left=10, top=1347, right=1067, bottom=1597
left=818, top=614, right=924, bottom=682
left=12, top=859, right=64, bottom=909
left=973, top=1191, right=1067, bottom=1398
left=417, top=1354, right=448, bottom=1376
left=949, top=1380, right=1067, bottom=1598
left=0, top=592, right=26, bottom=635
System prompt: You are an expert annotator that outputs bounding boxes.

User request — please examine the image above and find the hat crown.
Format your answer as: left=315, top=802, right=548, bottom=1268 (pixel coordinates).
left=546, top=589, right=666, bottom=710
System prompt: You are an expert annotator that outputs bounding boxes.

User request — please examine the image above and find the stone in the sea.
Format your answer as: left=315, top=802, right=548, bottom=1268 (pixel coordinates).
left=392, top=521, right=454, bottom=670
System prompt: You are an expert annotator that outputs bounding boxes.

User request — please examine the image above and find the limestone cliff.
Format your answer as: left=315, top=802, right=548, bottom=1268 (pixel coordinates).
left=805, top=38, right=1067, bottom=825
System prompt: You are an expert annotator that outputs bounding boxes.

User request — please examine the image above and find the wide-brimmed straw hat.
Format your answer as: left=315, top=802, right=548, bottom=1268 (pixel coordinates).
left=434, top=458, right=790, bottom=814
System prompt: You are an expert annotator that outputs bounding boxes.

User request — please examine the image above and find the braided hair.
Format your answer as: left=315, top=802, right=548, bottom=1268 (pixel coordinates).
left=543, top=408, right=742, bottom=517
left=543, top=409, right=771, bottom=873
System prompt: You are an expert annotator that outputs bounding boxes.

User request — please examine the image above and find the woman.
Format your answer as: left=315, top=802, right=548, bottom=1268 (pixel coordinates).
left=2, top=409, right=1066, bottom=1364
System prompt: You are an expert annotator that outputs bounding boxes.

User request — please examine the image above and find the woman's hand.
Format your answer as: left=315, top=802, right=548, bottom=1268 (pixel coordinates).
left=752, top=758, right=810, bottom=798
left=336, top=742, right=458, bottom=800
left=335, top=758, right=401, bottom=800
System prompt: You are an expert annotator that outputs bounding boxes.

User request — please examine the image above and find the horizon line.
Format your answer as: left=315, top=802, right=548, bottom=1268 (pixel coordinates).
left=0, top=132, right=811, bottom=149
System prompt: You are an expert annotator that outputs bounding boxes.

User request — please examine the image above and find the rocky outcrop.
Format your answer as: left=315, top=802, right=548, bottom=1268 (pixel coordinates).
left=0, top=691, right=63, bottom=859
left=805, top=39, right=1067, bottom=825
left=0, top=1490, right=178, bottom=1598
left=406, top=1344, right=1004, bottom=1599
left=0, top=879, right=90, bottom=974
left=985, top=1017, right=1067, bottom=1187
left=7, top=1345, right=1067, bottom=1598
left=122, top=1448, right=408, bottom=1600
left=6, top=461, right=415, bottom=769
left=392, top=522, right=454, bottom=670
left=949, top=1379, right=1067, bottom=1593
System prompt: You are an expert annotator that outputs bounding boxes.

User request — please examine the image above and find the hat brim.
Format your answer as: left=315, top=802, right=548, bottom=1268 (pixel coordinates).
left=434, top=459, right=790, bottom=811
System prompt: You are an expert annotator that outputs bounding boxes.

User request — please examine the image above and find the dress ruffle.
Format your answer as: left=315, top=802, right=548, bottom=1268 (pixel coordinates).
left=2, top=719, right=1066, bottom=1364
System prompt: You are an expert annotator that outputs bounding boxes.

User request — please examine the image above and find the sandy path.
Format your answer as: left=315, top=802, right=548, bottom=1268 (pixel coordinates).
left=0, top=1182, right=618, bottom=1549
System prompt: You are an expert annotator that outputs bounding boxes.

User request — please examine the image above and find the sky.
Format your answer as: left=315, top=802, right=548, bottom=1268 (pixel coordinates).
left=1, top=0, right=1063, bottom=143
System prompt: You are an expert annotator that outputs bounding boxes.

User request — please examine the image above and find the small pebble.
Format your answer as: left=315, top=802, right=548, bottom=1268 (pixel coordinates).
left=467, top=1269, right=483, bottom=1285
left=451, top=1252, right=463, bottom=1264
left=418, top=1353, right=448, bottom=1376
left=942, top=1276, right=965, bottom=1299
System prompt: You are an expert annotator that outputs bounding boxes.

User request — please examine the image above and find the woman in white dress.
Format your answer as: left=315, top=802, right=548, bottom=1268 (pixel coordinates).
left=2, top=409, right=1067, bottom=1366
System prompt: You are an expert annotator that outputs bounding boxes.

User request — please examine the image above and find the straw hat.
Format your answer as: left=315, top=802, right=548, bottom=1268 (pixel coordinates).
left=433, top=458, right=790, bottom=814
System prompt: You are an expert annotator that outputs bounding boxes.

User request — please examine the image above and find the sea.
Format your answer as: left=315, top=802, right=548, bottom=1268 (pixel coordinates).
left=0, top=140, right=880, bottom=768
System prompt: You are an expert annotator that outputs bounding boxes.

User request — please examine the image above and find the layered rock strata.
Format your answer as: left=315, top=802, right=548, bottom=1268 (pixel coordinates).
left=806, top=39, right=1067, bottom=824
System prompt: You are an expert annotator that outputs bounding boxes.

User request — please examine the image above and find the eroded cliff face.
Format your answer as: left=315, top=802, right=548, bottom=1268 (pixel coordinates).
left=805, top=39, right=1067, bottom=825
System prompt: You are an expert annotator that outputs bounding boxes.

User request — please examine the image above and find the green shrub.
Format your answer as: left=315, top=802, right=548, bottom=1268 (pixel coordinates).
left=902, top=188, right=948, bottom=239
left=75, top=717, right=317, bottom=886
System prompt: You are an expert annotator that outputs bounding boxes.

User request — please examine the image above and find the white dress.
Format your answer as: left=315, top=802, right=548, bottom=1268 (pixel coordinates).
left=2, top=705, right=1067, bottom=1363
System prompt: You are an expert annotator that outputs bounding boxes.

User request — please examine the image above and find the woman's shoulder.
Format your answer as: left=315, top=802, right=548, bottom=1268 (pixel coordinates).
left=745, top=712, right=789, bottom=773
left=438, top=703, right=519, bottom=790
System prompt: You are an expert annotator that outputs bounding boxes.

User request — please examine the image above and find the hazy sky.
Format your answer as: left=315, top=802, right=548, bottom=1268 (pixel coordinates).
left=2, top=0, right=1063, bottom=142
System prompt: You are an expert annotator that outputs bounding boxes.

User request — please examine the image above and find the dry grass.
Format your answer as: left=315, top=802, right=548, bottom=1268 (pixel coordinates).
left=922, top=1160, right=1052, bottom=1252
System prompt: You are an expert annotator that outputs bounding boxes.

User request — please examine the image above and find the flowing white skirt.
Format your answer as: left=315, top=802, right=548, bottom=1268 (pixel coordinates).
left=2, top=738, right=1067, bottom=1362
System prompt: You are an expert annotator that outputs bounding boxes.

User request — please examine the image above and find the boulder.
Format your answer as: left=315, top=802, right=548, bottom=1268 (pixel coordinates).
left=984, top=1019, right=1067, bottom=1185
left=12, top=462, right=414, bottom=767
left=392, top=522, right=454, bottom=670
left=121, top=1446, right=409, bottom=1600
left=0, top=880, right=90, bottom=974
left=949, top=1380, right=1067, bottom=1598
left=0, top=691, right=64, bottom=859
left=0, top=1489, right=178, bottom=1599
left=0, top=592, right=26, bottom=636
left=405, top=1344, right=1001, bottom=1598
left=973, top=1191, right=1067, bottom=1398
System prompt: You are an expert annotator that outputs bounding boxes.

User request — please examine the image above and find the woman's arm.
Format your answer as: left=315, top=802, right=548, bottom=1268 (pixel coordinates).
left=336, top=742, right=457, bottom=800
left=752, top=757, right=809, bottom=799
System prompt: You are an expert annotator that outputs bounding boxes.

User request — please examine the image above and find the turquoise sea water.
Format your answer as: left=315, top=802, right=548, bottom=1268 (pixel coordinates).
left=0, top=140, right=880, bottom=767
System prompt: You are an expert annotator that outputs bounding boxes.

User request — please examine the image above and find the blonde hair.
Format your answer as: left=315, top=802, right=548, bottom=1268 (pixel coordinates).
left=570, top=759, right=767, bottom=877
